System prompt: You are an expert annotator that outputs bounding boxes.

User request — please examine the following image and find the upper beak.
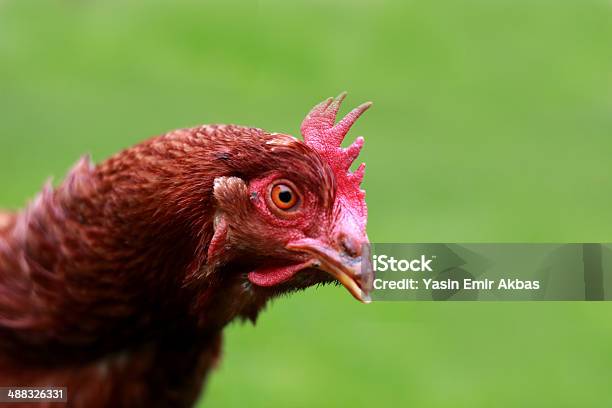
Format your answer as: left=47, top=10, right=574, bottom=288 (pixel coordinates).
left=286, top=237, right=374, bottom=303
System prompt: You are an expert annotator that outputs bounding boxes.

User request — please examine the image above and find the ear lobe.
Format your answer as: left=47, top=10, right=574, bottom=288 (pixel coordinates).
left=213, top=176, right=249, bottom=209
left=208, top=176, right=249, bottom=262
left=207, top=213, right=228, bottom=261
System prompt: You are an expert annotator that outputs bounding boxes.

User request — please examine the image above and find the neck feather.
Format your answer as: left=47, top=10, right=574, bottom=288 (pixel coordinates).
left=0, top=126, right=266, bottom=360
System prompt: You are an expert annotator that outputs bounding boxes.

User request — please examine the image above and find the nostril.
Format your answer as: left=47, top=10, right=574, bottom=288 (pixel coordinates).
left=339, top=234, right=361, bottom=258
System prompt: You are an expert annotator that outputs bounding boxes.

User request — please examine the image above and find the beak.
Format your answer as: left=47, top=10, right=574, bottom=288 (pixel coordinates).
left=286, top=238, right=374, bottom=303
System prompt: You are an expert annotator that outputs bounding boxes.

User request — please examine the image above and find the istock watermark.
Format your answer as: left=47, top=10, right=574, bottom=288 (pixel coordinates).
left=366, top=244, right=611, bottom=301
left=373, top=254, right=434, bottom=272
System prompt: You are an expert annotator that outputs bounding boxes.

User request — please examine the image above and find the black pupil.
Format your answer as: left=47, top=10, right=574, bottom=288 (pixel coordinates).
left=278, top=190, right=292, bottom=203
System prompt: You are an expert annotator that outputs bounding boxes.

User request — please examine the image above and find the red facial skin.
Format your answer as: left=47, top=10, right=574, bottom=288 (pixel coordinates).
left=0, top=94, right=372, bottom=408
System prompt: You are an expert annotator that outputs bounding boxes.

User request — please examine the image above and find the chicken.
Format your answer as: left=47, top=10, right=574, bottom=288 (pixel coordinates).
left=0, top=93, right=373, bottom=408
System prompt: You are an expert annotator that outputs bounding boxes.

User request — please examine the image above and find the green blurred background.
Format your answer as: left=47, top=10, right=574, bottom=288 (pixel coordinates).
left=2, top=0, right=612, bottom=406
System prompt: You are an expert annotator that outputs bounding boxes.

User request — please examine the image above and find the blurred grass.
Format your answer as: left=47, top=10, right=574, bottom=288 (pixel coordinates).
left=1, top=0, right=612, bottom=407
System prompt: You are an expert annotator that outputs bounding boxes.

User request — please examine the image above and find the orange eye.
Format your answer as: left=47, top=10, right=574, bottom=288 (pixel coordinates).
left=270, top=183, right=299, bottom=210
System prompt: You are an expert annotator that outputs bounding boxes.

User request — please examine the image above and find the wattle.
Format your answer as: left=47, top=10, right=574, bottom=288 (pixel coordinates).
left=248, top=262, right=309, bottom=287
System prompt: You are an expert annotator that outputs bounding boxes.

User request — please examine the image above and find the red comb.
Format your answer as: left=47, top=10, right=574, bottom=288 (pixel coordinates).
left=301, top=92, right=371, bottom=227
left=301, top=92, right=371, bottom=189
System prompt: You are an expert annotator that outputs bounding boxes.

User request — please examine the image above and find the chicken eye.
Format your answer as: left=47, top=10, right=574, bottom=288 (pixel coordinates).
left=270, top=183, right=299, bottom=210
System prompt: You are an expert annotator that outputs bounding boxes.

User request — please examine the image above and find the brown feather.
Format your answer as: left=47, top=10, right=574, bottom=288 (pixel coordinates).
left=0, top=125, right=338, bottom=407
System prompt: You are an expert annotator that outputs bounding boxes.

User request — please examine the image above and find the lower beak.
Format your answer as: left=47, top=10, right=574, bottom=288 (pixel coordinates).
left=286, top=238, right=374, bottom=303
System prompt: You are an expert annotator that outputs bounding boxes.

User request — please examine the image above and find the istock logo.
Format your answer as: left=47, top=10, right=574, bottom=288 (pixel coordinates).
left=373, top=255, right=434, bottom=272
